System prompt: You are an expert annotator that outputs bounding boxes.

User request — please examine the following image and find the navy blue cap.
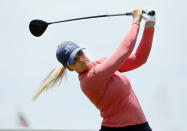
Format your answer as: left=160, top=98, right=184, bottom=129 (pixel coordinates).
left=56, top=41, right=85, bottom=67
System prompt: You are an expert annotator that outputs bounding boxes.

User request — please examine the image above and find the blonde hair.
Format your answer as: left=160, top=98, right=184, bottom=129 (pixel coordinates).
left=32, top=64, right=66, bottom=101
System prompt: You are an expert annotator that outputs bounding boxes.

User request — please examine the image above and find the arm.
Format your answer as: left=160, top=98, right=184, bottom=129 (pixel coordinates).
left=118, top=25, right=155, bottom=72
left=118, top=11, right=156, bottom=72
left=95, top=21, right=140, bottom=76
left=86, top=10, right=143, bottom=86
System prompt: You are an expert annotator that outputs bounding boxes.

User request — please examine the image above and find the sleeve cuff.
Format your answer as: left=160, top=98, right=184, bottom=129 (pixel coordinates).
left=145, top=25, right=155, bottom=28
left=132, top=21, right=140, bottom=25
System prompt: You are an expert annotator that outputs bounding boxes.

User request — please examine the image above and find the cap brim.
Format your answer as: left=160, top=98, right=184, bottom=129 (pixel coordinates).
left=68, top=48, right=85, bottom=65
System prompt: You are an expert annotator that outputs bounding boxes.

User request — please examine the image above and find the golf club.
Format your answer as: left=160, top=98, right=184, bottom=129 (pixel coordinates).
left=29, top=10, right=155, bottom=37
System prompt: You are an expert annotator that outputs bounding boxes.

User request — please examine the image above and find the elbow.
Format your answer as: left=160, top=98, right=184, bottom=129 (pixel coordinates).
left=136, top=54, right=148, bottom=66
left=142, top=58, right=148, bottom=65
left=136, top=59, right=146, bottom=67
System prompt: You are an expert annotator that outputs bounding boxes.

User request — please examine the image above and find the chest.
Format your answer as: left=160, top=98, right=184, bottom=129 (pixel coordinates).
left=103, top=71, right=131, bottom=102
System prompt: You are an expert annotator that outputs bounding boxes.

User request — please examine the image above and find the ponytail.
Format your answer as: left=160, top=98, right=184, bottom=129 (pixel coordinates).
left=32, top=64, right=66, bottom=101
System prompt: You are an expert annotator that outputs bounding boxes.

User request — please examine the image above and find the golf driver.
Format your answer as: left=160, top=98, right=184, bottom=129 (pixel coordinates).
left=29, top=10, right=155, bottom=37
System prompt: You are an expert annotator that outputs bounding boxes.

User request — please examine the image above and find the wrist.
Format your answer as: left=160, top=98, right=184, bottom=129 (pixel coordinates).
left=145, top=21, right=155, bottom=27
left=133, top=17, right=142, bottom=23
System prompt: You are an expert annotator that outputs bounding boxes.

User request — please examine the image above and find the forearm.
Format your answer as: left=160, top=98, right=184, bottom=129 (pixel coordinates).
left=135, top=24, right=154, bottom=64
left=93, top=22, right=140, bottom=80
left=118, top=23, right=155, bottom=72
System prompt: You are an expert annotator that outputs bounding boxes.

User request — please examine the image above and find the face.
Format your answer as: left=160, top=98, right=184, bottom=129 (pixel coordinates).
left=67, top=51, right=91, bottom=73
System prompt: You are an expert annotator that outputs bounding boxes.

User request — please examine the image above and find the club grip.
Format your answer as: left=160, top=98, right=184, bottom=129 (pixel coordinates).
left=125, top=12, right=133, bottom=15
left=125, top=10, right=155, bottom=16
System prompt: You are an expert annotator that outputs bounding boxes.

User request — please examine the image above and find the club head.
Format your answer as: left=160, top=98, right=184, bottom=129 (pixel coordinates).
left=29, top=19, right=48, bottom=37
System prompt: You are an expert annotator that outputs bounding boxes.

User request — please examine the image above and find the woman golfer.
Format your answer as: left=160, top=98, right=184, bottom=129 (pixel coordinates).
left=33, top=9, right=155, bottom=131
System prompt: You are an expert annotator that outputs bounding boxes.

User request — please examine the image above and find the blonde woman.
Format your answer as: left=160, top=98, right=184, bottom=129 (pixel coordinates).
left=33, top=9, right=155, bottom=131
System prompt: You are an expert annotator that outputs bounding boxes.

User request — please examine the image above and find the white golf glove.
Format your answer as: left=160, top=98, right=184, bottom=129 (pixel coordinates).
left=142, top=9, right=156, bottom=22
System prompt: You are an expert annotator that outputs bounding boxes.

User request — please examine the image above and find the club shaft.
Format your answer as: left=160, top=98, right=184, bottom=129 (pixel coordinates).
left=48, top=12, right=132, bottom=25
left=47, top=10, right=155, bottom=25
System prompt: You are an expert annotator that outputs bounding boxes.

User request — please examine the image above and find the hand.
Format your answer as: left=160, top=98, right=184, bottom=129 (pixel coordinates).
left=132, top=9, right=143, bottom=23
left=142, top=9, right=156, bottom=23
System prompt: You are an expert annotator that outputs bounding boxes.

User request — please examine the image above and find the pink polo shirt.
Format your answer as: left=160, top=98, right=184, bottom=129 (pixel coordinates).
left=78, top=22, right=154, bottom=127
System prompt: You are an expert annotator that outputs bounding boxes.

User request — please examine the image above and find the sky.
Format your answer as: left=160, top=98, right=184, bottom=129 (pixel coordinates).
left=1, top=0, right=187, bottom=130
